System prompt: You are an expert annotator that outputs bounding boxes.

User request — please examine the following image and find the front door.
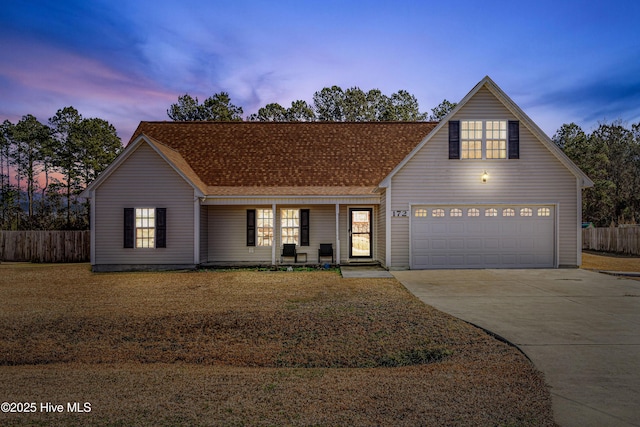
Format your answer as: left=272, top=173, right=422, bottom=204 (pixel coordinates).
left=349, top=208, right=372, bottom=258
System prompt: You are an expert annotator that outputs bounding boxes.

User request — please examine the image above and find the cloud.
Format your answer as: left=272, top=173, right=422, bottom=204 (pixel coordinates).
left=530, top=58, right=640, bottom=126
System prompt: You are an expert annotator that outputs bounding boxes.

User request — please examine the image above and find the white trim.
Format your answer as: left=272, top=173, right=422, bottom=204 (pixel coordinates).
left=271, top=203, right=277, bottom=265
left=335, top=204, right=340, bottom=265
left=385, top=185, right=392, bottom=268
left=577, top=178, right=583, bottom=266
left=193, top=195, right=200, bottom=265
left=89, top=190, right=96, bottom=265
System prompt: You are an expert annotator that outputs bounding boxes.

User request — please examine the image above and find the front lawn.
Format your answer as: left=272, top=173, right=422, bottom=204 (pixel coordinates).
left=0, top=264, right=554, bottom=426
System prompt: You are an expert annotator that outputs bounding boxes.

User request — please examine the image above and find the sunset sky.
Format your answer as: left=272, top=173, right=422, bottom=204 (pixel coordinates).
left=1, top=0, right=639, bottom=143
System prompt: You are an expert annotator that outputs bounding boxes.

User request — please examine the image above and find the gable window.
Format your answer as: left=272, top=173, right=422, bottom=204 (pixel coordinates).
left=124, top=208, right=166, bottom=249
left=461, top=120, right=506, bottom=159
left=450, top=120, right=518, bottom=160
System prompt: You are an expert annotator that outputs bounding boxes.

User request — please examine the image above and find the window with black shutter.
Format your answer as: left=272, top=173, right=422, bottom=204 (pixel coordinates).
left=156, top=208, right=166, bottom=248
left=508, top=120, right=520, bottom=159
left=247, top=209, right=256, bottom=246
left=124, top=208, right=134, bottom=248
left=300, top=209, right=310, bottom=246
left=449, top=120, right=460, bottom=159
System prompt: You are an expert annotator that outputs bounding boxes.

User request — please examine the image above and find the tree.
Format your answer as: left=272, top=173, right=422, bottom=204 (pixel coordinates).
left=554, top=121, right=640, bottom=226
left=429, top=99, right=457, bottom=121
left=167, top=92, right=243, bottom=121
left=286, top=100, right=315, bottom=121
left=166, top=94, right=203, bottom=121
left=313, top=86, right=345, bottom=121
left=49, top=107, right=82, bottom=228
left=251, top=103, right=288, bottom=121
left=11, top=115, right=51, bottom=225
left=384, top=90, right=427, bottom=121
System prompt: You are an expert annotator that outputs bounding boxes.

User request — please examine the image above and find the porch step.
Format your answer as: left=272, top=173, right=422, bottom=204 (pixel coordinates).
left=340, top=265, right=393, bottom=278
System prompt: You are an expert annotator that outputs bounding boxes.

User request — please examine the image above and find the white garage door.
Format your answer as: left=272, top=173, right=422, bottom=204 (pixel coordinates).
left=411, top=205, right=555, bottom=269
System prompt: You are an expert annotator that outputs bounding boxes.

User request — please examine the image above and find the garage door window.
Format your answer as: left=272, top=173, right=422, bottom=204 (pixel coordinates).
left=451, top=208, right=463, bottom=217
left=486, top=208, right=498, bottom=217
left=468, top=208, right=480, bottom=217
left=415, top=209, right=427, bottom=217
left=538, top=208, right=550, bottom=216
left=503, top=208, right=515, bottom=217
left=520, top=208, right=533, bottom=217
left=433, top=209, right=445, bottom=217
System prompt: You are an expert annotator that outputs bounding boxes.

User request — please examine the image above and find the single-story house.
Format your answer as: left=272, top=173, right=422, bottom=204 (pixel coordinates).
left=81, top=76, right=593, bottom=272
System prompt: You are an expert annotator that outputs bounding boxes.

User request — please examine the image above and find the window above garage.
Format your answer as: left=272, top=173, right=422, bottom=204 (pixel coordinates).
left=449, top=120, right=519, bottom=160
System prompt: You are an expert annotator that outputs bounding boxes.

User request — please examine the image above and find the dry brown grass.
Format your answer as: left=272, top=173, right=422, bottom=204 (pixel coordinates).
left=0, top=263, right=555, bottom=426
left=582, top=251, right=640, bottom=272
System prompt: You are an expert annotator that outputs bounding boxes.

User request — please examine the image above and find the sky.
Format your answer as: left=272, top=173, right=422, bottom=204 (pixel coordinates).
left=1, top=0, right=640, bottom=144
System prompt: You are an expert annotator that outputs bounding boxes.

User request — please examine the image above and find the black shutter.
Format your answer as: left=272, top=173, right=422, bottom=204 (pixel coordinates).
left=124, top=208, right=134, bottom=248
left=156, top=208, right=166, bottom=248
left=247, top=209, right=256, bottom=246
left=448, top=120, right=460, bottom=159
left=508, top=120, right=520, bottom=159
left=300, top=209, right=310, bottom=246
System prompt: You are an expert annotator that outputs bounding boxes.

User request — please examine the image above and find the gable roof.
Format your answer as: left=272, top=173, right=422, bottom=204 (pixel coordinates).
left=130, top=121, right=438, bottom=193
left=381, top=76, right=594, bottom=188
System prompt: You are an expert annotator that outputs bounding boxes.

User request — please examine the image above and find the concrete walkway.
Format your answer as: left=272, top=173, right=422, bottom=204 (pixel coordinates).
left=392, top=269, right=640, bottom=427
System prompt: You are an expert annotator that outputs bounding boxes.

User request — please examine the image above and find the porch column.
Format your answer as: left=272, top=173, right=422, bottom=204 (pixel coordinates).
left=272, top=203, right=277, bottom=266
left=335, top=203, right=340, bottom=265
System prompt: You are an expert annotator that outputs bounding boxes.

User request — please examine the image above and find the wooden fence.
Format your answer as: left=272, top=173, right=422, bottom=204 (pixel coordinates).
left=582, top=227, right=640, bottom=255
left=0, top=230, right=90, bottom=263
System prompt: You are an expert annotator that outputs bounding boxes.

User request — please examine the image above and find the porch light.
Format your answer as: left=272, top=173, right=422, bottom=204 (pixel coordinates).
left=481, top=170, right=489, bottom=183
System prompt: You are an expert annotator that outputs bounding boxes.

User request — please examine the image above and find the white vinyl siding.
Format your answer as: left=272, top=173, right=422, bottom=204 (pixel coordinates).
left=93, top=143, right=195, bottom=265
left=389, top=86, right=579, bottom=268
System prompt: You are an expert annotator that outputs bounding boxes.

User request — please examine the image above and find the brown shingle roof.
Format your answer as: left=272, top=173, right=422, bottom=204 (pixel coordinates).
left=131, top=121, right=437, bottom=189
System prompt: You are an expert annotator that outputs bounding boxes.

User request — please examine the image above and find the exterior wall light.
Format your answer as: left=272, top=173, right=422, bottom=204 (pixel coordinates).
left=481, top=170, right=489, bottom=183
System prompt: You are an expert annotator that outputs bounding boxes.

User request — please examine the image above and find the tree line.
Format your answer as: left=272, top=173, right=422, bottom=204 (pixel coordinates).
left=553, top=121, right=640, bottom=226
left=167, top=86, right=457, bottom=122
left=1, top=107, right=122, bottom=230
left=4, top=84, right=639, bottom=231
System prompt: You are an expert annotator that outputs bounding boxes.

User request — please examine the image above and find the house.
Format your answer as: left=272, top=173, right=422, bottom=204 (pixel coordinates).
left=81, top=76, right=593, bottom=272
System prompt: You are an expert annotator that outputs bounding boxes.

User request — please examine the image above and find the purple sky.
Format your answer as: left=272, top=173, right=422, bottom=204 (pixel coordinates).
left=2, top=0, right=640, bottom=144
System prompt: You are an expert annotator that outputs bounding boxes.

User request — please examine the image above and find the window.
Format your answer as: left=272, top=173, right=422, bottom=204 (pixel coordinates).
left=257, top=209, right=273, bottom=246
left=485, top=208, right=498, bottom=217
left=503, top=208, right=515, bottom=217
left=538, top=207, right=550, bottom=217
left=136, top=208, right=155, bottom=248
left=460, top=120, right=507, bottom=159
left=281, top=209, right=300, bottom=244
left=468, top=208, right=480, bottom=217
left=415, top=209, right=428, bottom=217
left=461, top=120, right=483, bottom=159
left=432, top=209, right=445, bottom=217
left=485, top=120, right=507, bottom=159
left=124, top=208, right=166, bottom=249
left=520, top=208, right=533, bottom=217
left=450, top=208, right=463, bottom=217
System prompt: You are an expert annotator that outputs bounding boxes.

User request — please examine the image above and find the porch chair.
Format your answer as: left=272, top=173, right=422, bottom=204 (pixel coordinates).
left=318, top=243, right=334, bottom=264
left=281, top=243, right=297, bottom=263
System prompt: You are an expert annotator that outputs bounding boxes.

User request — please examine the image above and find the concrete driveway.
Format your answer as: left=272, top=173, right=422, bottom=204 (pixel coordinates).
left=392, top=269, right=640, bottom=427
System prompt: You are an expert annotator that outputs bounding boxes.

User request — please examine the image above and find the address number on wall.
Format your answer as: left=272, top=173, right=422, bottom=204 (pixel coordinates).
left=392, top=210, right=408, bottom=217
